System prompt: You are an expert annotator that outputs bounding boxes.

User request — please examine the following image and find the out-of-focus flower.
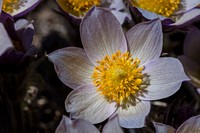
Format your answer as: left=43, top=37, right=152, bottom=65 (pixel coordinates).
left=178, top=28, right=200, bottom=88
left=56, top=115, right=124, bottom=133
left=0, top=14, right=37, bottom=71
left=56, top=0, right=130, bottom=24
left=129, top=0, right=200, bottom=26
left=154, top=114, right=200, bottom=133
left=1, top=0, right=41, bottom=17
left=0, top=0, right=2, bottom=14
left=49, top=7, right=189, bottom=128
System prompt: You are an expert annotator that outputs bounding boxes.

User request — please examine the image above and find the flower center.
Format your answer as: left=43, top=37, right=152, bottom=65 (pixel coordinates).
left=131, top=0, right=180, bottom=17
left=2, top=0, right=26, bottom=14
left=92, top=51, right=144, bottom=105
left=57, top=0, right=101, bottom=17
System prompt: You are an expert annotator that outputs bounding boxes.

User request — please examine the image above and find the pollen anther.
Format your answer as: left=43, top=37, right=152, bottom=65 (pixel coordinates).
left=57, top=0, right=101, bottom=17
left=131, top=0, right=180, bottom=17
left=2, top=0, right=26, bottom=14
left=92, top=50, right=144, bottom=105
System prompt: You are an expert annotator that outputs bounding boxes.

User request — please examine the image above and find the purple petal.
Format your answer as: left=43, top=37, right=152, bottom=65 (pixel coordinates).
left=117, top=100, right=150, bottom=128
left=102, top=115, right=124, bottom=133
left=176, top=115, right=200, bottom=133
left=172, top=8, right=200, bottom=26
left=0, top=23, right=13, bottom=56
left=65, top=84, right=117, bottom=124
left=80, top=7, right=127, bottom=65
left=15, top=19, right=34, bottom=51
left=139, top=58, right=189, bottom=100
left=55, top=115, right=100, bottom=133
left=48, top=47, right=94, bottom=89
left=126, top=19, right=162, bottom=66
left=183, top=28, right=200, bottom=64
left=22, top=24, right=34, bottom=51
left=178, top=55, right=200, bottom=88
left=153, top=122, right=176, bottom=133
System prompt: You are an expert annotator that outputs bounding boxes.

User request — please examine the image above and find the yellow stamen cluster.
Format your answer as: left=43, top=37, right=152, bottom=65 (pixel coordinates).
left=131, top=0, right=180, bottom=17
left=57, top=0, right=101, bottom=17
left=2, top=0, right=25, bottom=14
left=92, top=51, right=144, bottom=105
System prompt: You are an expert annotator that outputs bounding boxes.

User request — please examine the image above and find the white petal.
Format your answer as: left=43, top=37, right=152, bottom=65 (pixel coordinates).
left=48, top=47, right=94, bottom=89
left=55, top=115, right=100, bottom=133
left=0, top=0, right=2, bottom=14
left=14, top=19, right=30, bottom=31
left=0, top=23, right=13, bottom=56
left=153, top=122, right=176, bottom=133
left=176, top=115, right=200, bottom=133
left=80, top=7, right=127, bottom=65
left=11, top=0, right=40, bottom=17
left=111, top=10, right=130, bottom=25
left=102, top=115, right=124, bottom=133
left=117, top=100, right=150, bottom=128
left=109, top=0, right=131, bottom=24
left=65, top=84, right=117, bottom=124
left=137, top=8, right=166, bottom=20
left=139, top=57, right=189, bottom=100
left=171, top=8, right=200, bottom=26
left=197, top=88, right=200, bottom=95
left=183, top=0, right=200, bottom=11
left=126, top=19, right=162, bottom=66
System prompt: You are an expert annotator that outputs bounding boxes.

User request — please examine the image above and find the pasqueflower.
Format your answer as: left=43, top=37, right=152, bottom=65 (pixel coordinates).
left=154, top=115, right=200, bottom=133
left=0, top=15, right=37, bottom=71
left=56, top=115, right=124, bottom=133
left=56, top=0, right=130, bottom=24
left=1, top=0, right=41, bottom=17
left=49, top=7, right=189, bottom=128
left=129, top=0, right=200, bottom=25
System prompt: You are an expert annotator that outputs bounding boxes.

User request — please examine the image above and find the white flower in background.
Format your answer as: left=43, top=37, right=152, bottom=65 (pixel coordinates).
left=56, top=115, right=124, bottom=133
left=49, top=7, right=189, bottom=128
left=154, top=115, right=200, bottom=133
left=1, top=0, right=41, bottom=17
left=55, top=0, right=130, bottom=24
left=0, top=0, right=2, bottom=14
left=0, top=23, right=13, bottom=55
left=129, top=0, right=200, bottom=25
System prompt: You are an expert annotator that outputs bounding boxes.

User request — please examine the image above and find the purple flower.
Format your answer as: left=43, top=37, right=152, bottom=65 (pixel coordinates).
left=178, top=28, right=200, bottom=88
left=0, top=15, right=37, bottom=71
left=129, top=0, right=200, bottom=26
left=49, top=7, right=189, bottom=128
left=154, top=114, right=200, bottom=133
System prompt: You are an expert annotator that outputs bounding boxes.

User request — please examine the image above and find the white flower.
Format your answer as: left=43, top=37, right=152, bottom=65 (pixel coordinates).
left=154, top=115, right=200, bottom=133
left=1, top=0, right=41, bottom=17
left=129, top=0, right=200, bottom=25
left=49, top=7, right=189, bottom=128
left=56, top=115, right=124, bottom=133
left=55, top=0, right=130, bottom=24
